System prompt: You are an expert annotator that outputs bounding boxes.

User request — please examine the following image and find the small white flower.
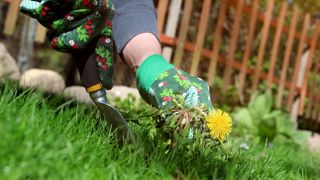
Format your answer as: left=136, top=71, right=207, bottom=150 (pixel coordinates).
left=240, top=143, right=250, bottom=150
left=188, top=128, right=194, bottom=139
left=69, top=40, right=75, bottom=46
left=105, top=38, right=111, bottom=43
left=66, top=15, right=74, bottom=21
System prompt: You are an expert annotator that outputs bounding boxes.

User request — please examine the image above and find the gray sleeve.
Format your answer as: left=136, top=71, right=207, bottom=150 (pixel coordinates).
left=111, top=0, right=159, bottom=53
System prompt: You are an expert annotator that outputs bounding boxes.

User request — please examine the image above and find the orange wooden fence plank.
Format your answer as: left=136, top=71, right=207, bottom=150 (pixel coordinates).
left=190, top=0, right=212, bottom=76
left=228, top=0, right=317, bottom=49
left=315, top=97, right=320, bottom=122
left=313, top=102, right=319, bottom=121
left=310, top=60, right=320, bottom=119
left=316, top=99, right=320, bottom=122
left=3, top=0, right=19, bottom=35
left=267, top=2, right=288, bottom=90
left=299, top=22, right=320, bottom=115
left=157, top=0, right=169, bottom=35
left=34, top=23, right=47, bottom=43
left=304, top=66, right=316, bottom=118
left=251, top=0, right=274, bottom=92
left=275, top=5, right=299, bottom=108
left=173, top=0, right=193, bottom=68
left=207, top=0, right=228, bottom=86
left=311, top=93, right=320, bottom=122
left=161, top=34, right=302, bottom=93
left=317, top=96, right=320, bottom=121
left=287, top=14, right=310, bottom=111
left=222, top=0, right=244, bottom=91
left=162, top=0, right=182, bottom=62
left=315, top=75, right=320, bottom=121
left=306, top=58, right=320, bottom=118
left=238, top=0, right=259, bottom=94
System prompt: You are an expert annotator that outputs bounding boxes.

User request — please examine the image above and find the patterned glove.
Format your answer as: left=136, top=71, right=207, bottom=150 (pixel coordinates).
left=19, top=0, right=74, bottom=28
left=19, top=0, right=114, bottom=89
left=136, top=54, right=214, bottom=111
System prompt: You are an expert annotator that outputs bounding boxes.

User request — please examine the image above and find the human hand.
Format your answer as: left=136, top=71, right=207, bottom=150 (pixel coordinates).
left=139, top=67, right=214, bottom=111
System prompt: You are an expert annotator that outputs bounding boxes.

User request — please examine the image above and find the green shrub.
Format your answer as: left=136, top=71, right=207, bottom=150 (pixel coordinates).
left=232, top=91, right=311, bottom=147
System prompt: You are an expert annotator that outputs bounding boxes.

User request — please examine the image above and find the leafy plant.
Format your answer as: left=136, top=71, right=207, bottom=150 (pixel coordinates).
left=1, top=83, right=320, bottom=179
left=113, top=93, right=232, bottom=154
left=232, top=91, right=311, bottom=147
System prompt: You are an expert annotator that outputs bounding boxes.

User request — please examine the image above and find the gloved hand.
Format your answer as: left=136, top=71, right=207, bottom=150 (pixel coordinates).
left=136, top=55, right=214, bottom=111
left=136, top=54, right=215, bottom=143
left=19, top=0, right=114, bottom=89
left=19, top=0, right=74, bottom=28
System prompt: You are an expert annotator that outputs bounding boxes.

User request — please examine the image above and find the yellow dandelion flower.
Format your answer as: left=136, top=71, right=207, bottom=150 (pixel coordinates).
left=206, top=109, right=232, bottom=142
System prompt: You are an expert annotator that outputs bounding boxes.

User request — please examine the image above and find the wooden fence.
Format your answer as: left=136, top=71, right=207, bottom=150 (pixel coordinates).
left=156, top=0, right=320, bottom=125
left=1, top=0, right=320, bottom=125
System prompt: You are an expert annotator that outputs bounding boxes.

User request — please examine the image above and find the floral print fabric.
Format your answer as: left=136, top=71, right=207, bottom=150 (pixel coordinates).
left=20, top=0, right=114, bottom=89
left=148, top=68, right=213, bottom=110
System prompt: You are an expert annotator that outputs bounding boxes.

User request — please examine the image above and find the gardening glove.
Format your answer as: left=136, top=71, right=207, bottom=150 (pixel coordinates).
left=19, top=0, right=73, bottom=28
left=136, top=54, right=214, bottom=111
left=19, top=0, right=94, bottom=30
left=19, top=0, right=115, bottom=89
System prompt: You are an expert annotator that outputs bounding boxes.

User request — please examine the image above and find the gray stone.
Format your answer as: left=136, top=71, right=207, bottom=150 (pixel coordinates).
left=63, top=85, right=141, bottom=106
left=63, top=86, right=93, bottom=105
left=20, top=68, right=65, bottom=93
left=107, top=86, right=141, bottom=101
left=0, top=43, right=20, bottom=80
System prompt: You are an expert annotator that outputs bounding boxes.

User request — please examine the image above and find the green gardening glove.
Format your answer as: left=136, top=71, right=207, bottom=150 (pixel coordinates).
left=19, top=0, right=114, bottom=89
left=136, top=54, right=214, bottom=111
left=136, top=55, right=235, bottom=144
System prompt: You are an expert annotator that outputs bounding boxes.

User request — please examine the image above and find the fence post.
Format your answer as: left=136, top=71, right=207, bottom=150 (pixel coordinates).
left=3, top=0, right=19, bottom=36
left=238, top=0, right=259, bottom=95
left=287, top=14, right=310, bottom=111
left=162, top=0, right=182, bottom=62
left=290, top=50, right=309, bottom=126
left=266, top=2, right=288, bottom=90
left=157, top=0, right=169, bottom=35
left=34, top=24, right=47, bottom=43
left=275, top=5, right=299, bottom=108
left=222, top=0, right=244, bottom=90
left=299, top=22, right=320, bottom=115
left=310, top=59, right=320, bottom=120
left=251, top=0, right=274, bottom=92
left=207, top=0, right=228, bottom=86
left=173, top=0, right=193, bottom=68
left=18, top=16, right=37, bottom=73
left=190, top=0, right=212, bottom=76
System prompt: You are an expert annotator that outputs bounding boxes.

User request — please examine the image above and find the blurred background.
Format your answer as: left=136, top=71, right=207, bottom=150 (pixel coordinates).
left=1, top=0, right=320, bottom=133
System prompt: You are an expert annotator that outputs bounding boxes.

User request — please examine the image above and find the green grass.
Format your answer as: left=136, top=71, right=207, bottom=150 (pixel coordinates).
left=0, top=83, right=319, bottom=179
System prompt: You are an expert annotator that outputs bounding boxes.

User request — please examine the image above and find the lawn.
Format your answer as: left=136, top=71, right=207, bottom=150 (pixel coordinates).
left=0, top=83, right=319, bottom=179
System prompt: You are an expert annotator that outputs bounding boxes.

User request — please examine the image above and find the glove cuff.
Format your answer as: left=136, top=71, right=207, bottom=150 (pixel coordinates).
left=136, top=54, right=174, bottom=96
